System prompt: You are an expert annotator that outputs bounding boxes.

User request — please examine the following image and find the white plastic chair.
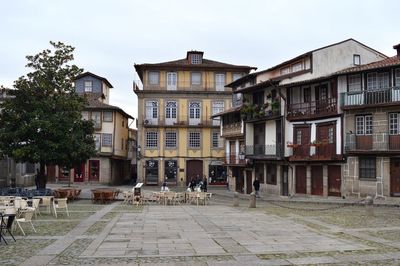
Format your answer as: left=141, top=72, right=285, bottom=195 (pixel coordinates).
left=53, top=198, right=69, bottom=218
left=15, top=208, right=36, bottom=236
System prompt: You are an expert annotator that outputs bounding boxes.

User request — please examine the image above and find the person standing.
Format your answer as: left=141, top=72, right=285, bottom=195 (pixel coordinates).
left=253, top=178, right=260, bottom=197
left=202, top=176, right=208, bottom=192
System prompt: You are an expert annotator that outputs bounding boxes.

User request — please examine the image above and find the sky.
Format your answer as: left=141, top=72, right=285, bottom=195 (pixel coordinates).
left=1, top=0, right=400, bottom=124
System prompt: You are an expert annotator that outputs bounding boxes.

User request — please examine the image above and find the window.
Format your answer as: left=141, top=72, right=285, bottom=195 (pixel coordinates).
left=191, top=54, right=202, bottom=64
left=348, top=74, right=362, bottom=92
left=189, top=132, right=201, bottom=148
left=291, top=62, right=303, bottom=72
left=145, top=160, right=158, bottom=184
left=84, top=81, right=93, bottom=92
left=189, top=101, right=201, bottom=119
left=359, top=157, right=376, bottom=179
left=146, top=131, right=158, bottom=148
left=102, top=133, right=112, bottom=147
left=165, top=132, right=177, bottom=148
left=212, top=101, right=224, bottom=125
left=266, top=164, right=277, bottom=185
left=81, top=111, right=89, bottom=121
left=103, top=111, right=113, bottom=122
left=165, top=101, right=177, bottom=119
left=148, top=71, right=159, bottom=85
left=94, top=134, right=101, bottom=150
left=353, top=54, right=361, bottom=65
left=328, top=127, right=334, bottom=143
left=167, top=72, right=177, bottom=90
left=215, top=73, right=225, bottom=91
left=296, top=129, right=302, bottom=144
left=233, top=73, right=242, bottom=81
left=165, top=160, right=177, bottom=181
left=367, top=72, right=389, bottom=90
left=396, top=69, right=400, bottom=86
left=191, top=72, right=201, bottom=85
left=280, top=66, right=290, bottom=75
left=145, top=101, right=158, bottom=119
left=303, top=87, right=311, bottom=103
left=91, top=111, right=101, bottom=129
left=356, top=115, right=373, bottom=135
left=389, top=113, right=399, bottom=135
left=212, top=131, right=222, bottom=148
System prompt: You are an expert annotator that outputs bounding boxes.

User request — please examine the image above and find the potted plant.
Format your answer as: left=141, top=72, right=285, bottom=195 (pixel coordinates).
left=271, top=98, right=280, bottom=114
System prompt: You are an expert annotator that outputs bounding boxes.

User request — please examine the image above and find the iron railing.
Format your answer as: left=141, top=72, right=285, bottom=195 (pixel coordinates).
left=287, top=98, right=337, bottom=120
left=345, top=133, right=400, bottom=151
left=245, top=144, right=282, bottom=158
left=341, top=87, right=400, bottom=108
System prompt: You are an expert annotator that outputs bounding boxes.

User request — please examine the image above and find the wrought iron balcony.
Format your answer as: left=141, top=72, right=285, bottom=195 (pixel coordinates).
left=345, top=133, right=400, bottom=152
left=245, top=144, right=282, bottom=158
left=287, top=98, right=337, bottom=121
left=341, top=87, right=400, bottom=109
left=142, top=116, right=220, bottom=127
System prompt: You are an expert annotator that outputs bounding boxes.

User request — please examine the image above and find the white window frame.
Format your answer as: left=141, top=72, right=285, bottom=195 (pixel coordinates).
left=215, top=73, right=225, bottom=91
left=353, top=54, right=361, bottom=65
left=212, top=101, right=224, bottom=126
left=146, top=131, right=158, bottom=148
left=84, top=81, right=93, bottom=92
left=367, top=72, right=389, bottom=90
left=395, top=68, right=400, bottom=87
left=348, top=74, right=362, bottom=92
left=94, top=134, right=101, bottom=150
left=148, top=71, right=160, bottom=85
left=102, top=133, right=112, bottom=147
left=145, top=101, right=158, bottom=124
left=389, top=113, right=399, bottom=135
left=189, top=101, right=201, bottom=125
left=356, top=115, right=373, bottom=135
left=280, top=66, right=290, bottom=75
left=191, top=54, right=202, bottom=64
left=191, top=72, right=201, bottom=85
left=82, top=111, right=89, bottom=121
left=167, top=72, right=177, bottom=90
left=188, top=131, right=201, bottom=148
left=232, top=73, right=242, bottom=82
left=91, top=111, right=102, bottom=129
left=291, top=62, right=303, bottom=72
left=212, top=131, right=222, bottom=148
left=103, top=111, right=113, bottom=122
left=165, top=131, right=177, bottom=148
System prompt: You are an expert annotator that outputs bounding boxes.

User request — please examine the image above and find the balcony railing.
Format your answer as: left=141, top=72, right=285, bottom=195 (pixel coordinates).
left=222, top=122, right=243, bottom=137
left=287, top=98, right=337, bottom=120
left=345, top=133, right=400, bottom=152
left=245, top=144, right=282, bottom=158
left=143, top=117, right=220, bottom=127
left=224, top=153, right=246, bottom=165
left=290, top=142, right=339, bottom=161
left=341, top=87, right=400, bottom=109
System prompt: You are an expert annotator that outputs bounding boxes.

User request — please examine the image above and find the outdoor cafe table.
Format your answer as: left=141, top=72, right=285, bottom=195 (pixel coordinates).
left=91, top=188, right=119, bottom=204
left=0, top=207, right=16, bottom=245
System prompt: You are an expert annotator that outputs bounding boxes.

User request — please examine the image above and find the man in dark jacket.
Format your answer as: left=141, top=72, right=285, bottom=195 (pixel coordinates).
left=253, top=178, right=260, bottom=197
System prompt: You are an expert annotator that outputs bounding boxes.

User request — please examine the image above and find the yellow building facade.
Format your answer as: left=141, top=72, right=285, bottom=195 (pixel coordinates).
left=135, top=51, right=254, bottom=186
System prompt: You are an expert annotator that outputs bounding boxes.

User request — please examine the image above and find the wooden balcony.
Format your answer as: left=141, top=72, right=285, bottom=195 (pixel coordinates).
left=345, top=133, right=400, bottom=154
left=222, top=122, right=243, bottom=137
left=341, top=87, right=400, bottom=110
left=245, top=144, right=282, bottom=159
left=289, top=143, right=341, bottom=161
left=224, top=154, right=246, bottom=166
left=287, top=98, right=337, bottom=121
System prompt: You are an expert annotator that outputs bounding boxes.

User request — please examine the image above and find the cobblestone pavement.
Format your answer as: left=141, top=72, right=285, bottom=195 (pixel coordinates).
left=1, top=191, right=400, bottom=265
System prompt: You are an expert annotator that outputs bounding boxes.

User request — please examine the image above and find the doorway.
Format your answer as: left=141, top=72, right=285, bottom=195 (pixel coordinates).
left=328, top=165, right=341, bottom=196
left=390, top=158, right=400, bottom=196
left=295, top=166, right=307, bottom=194
left=246, top=170, right=253, bottom=194
left=281, top=165, right=289, bottom=196
left=186, top=160, right=203, bottom=185
left=311, top=165, right=323, bottom=196
left=89, top=160, right=100, bottom=181
left=74, top=163, right=85, bottom=182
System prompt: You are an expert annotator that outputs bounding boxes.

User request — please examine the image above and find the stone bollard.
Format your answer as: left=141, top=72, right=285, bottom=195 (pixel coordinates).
left=249, top=192, right=256, bottom=208
left=233, top=192, right=239, bottom=207
left=365, top=195, right=374, bottom=216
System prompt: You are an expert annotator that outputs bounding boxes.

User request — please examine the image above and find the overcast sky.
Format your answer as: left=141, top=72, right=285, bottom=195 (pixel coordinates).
left=1, top=0, right=399, bottom=123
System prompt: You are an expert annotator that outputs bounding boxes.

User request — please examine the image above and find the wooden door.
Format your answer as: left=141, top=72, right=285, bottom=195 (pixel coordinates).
left=46, top=165, right=56, bottom=182
left=390, top=158, right=400, bottom=196
left=311, top=166, right=323, bottom=196
left=235, top=168, right=244, bottom=193
left=186, top=160, right=203, bottom=185
left=246, top=170, right=253, bottom=194
left=328, top=165, right=341, bottom=197
left=316, top=123, right=336, bottom=158
left=74, top=163, right=85, bottom=182
left=89, top=160, right=100, bottom=181
left=294, top=126, right=310, bottom=158
left=230, top=141, right=236, bottom=164
left=281, top=165, right=289, bottom=196
left=295, top=166, right=307, bottom=194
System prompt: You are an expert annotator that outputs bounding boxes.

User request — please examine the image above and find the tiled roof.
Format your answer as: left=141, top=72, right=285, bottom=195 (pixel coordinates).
left=134, top=57, right=256, bottom=81
left=335, top=56, right=400, bottom=74
left=84, top=94, right=133, bottom=119
left=211, top=106, right=242, bottom=118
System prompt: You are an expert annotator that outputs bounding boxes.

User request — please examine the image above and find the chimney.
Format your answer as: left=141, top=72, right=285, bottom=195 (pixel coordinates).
left=394, top=43, right=400, bottom=57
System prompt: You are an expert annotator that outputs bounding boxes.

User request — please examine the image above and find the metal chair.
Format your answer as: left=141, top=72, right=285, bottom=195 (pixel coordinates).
left=53, top=198, right=69, bottom=218
left=15, top=208, right=36, bottom=236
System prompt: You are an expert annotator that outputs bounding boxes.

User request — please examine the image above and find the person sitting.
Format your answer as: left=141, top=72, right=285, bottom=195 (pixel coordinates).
left=161, top=181, right=169, bottom=192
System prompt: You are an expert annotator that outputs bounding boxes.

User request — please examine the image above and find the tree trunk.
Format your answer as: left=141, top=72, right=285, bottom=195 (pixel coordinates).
left=38, top=162, right=47, bottom=189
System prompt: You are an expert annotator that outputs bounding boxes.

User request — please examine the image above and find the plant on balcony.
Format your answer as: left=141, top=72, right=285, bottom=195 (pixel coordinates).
left=240, top=103, right=252, bottom=120
left=286, top=142, right=299, bottom=148
left=310, top=140, right=322, bottom=146
left=271, top=98, right=280, bottom=114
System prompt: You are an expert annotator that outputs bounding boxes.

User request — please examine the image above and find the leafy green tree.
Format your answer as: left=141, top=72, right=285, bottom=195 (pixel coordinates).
left=0, top=41, right=96, bottom=188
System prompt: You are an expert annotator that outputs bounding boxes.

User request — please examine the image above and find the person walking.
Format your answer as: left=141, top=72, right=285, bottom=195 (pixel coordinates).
left=253, top=178, right=260, bottom=197
left=202, top=176, right=208, bottom=192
